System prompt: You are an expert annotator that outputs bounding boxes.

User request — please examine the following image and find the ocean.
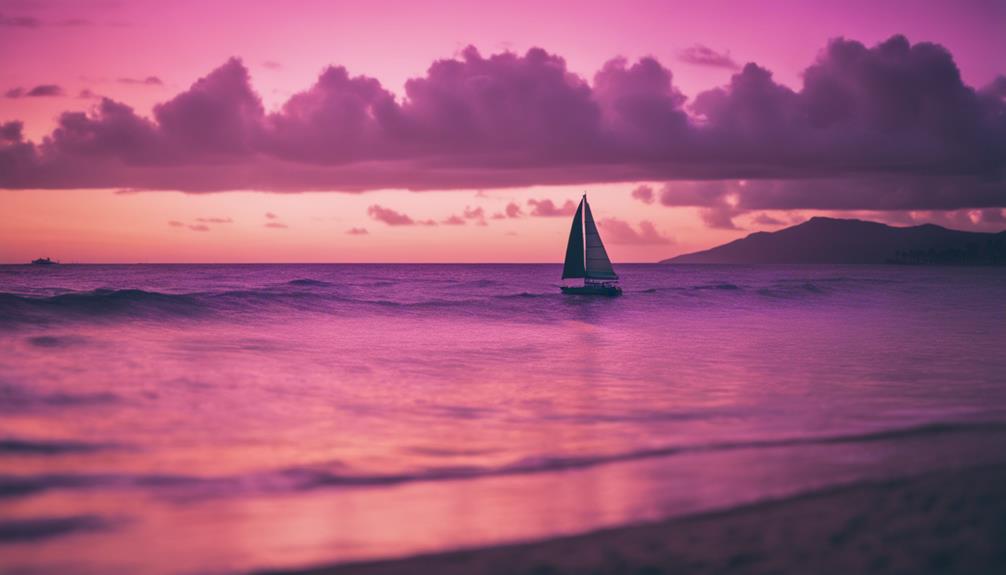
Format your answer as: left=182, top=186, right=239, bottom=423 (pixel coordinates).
left=2, top=264, right=1005, bottom=574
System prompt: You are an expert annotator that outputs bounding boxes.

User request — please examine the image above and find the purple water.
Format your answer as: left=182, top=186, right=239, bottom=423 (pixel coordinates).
left=2, top=264, right=1005, bottom=574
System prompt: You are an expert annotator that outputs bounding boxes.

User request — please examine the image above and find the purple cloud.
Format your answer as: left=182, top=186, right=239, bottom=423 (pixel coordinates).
left=28, top=84, right=63, bottom=97
left=0, top=36, right=1002, bottom=215
left=346, top=227, right=369, bottom=235
left=265, top=212, right=278, bottom=219
left=630, top=184, right=654, bottom=204
left=367, top=205, right=414, bottom=226
left=117, top=76, right=163, bottom=86
left=5, top=84, right=64, bottom=98
left=1, top=121, right=23, bottom=142
left=462, top=206, right=487, bottom=225
left=441, top=214, right=466, bottom=225
left=505, top=201, right=523, bottom=218
left=167, top=220, right=184, bottom=228
left=750, top=213, right=785, bottom=226
left=153, top=58, right=263, bottom=159
left=527, top=198, right=577, bottom=217
left=0, top=14, right=41, bottom=27
left=679, top=45, right=739, bottom=69
left=188, top=223, right=210, bottom=232
left=196, top=217, right=232, bottom=224
left=598, top=218, right=673, bottom=244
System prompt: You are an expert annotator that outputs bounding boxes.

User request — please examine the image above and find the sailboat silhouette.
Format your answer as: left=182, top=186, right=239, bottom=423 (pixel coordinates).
left=560, top=194, right=622, bottom=296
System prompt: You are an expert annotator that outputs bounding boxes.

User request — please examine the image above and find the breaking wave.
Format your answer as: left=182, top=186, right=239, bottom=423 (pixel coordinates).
left=3, top=420, right=1002, bottom=500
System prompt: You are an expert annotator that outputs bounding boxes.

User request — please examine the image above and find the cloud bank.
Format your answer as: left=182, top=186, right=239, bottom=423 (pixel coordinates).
left=1, top=36, right=1004, bottom=213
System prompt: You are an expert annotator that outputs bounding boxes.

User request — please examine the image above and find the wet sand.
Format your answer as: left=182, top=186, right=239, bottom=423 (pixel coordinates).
left=265, top=463, right=1006, bottom=575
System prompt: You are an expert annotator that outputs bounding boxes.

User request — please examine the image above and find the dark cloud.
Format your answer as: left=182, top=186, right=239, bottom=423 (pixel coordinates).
left=700, top=206, right=744, bottom=230
left=5, top=84, right=64, bottom=98
left=0, top=515, right=114, bottom=543
left=527, top=198, right=577, bottom=217
left=265, top=212, right=278, bottom=219
left=367, top=205, right=414, bottom=226
left=0, top=37, right=1002, bottom=215
left=1, top=122, right=23, bottom=142
left=983, top=76, right=1006, bottom=100
left=630, top=184, right=654, bottom=204
left=750, top=212, right=785, bottom=226
left=441, top=214, right=466, bottom=225
left=153, top=58, right=263, bottom=159
left=505, top=201, right=522, bottom=218
left=0, top=8, right=95, bottom=28
left=78, top=89, right=100, bottom=99
left=195, top=217, right=232, bottom=224
left=27, top=84, right=63, bottom=97
left=598, top=218, right=673, bottom=244
left=187, top=223, right=210, bottom=232
left=462, top=206, right=487, bottom=225
left=117, top=76, right=163, bottom=86
left=979, top=207, right=1006, bottom=223
left=346, top=227, right=368, bottom=235
left=0, top=13, right=41, bottom=27
left=58, top=18, right=93, bottom=27
left=679, top=44, right=739, bottom=69
left=167, top=220, right=184, bottom=228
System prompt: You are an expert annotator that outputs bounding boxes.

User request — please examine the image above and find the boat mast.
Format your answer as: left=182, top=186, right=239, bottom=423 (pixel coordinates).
left=581, top=193, right=587, bottom=277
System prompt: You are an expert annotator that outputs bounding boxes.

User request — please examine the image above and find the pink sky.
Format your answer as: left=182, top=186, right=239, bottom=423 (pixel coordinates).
left=2, top=0, right=1004, bottom=263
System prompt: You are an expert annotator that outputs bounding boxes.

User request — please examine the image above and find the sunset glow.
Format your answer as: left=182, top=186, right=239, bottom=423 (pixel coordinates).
left=2, top=0, right=1005, bottom=262
left=1, top=1, right=1006, bottom=261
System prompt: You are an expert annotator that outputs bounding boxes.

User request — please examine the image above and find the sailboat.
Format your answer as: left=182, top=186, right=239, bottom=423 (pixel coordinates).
left=560, top=194, right=622, bottom=296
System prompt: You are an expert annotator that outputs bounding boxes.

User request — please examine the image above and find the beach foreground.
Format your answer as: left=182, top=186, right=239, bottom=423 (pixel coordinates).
left=268, top=463, right=1006, bottom=575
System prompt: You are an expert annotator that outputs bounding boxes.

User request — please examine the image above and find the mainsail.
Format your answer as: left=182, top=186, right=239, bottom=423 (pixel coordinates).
left=561, top=195, right=618, bottom=281
left=583, top=200, right=617, bottom=280
left=561, top=199, right=585, bottom=279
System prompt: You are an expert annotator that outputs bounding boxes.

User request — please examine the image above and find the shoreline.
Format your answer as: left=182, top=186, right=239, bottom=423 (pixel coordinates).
left=261, top=462, right=1006, bottom=575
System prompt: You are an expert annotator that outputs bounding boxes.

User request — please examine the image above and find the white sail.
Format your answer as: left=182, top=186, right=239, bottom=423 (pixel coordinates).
left=583, top=199, right=618, bottom=280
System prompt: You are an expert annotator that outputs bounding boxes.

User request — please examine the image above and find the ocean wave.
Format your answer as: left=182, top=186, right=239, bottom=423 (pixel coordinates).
left=2, top=421, right=1002, bottom=500
left=285, top=279, right=335, bottom=287
left=0, top=286, right=555, bottom=325
left=0, top=289, right=204, bottom=325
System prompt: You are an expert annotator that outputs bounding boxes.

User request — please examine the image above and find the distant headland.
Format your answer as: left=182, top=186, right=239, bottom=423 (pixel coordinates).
left=663, top=217, right=1006, bottom=265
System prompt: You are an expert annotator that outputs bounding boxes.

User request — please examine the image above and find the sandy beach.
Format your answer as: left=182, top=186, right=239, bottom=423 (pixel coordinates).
left=266, top=462, right=1006, bottom=575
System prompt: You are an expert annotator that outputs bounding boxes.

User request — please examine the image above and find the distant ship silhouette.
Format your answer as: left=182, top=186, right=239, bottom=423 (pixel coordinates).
left=31, top=257, right=57, bottom=265
left=560, top=194, right=622, bottom=296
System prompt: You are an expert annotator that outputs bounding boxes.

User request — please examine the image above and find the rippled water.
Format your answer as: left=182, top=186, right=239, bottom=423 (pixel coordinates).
left=2, top=264, right=1005, bottom=574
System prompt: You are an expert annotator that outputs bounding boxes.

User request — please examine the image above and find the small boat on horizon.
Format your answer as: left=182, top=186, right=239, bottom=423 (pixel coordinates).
left=560, top=194, right=622, bottom=296
left=31, top=257, right=57, bottom=265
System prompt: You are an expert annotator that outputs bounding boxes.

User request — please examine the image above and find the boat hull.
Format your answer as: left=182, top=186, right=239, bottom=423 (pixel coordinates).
left=561, top=285, right=622, bottom=296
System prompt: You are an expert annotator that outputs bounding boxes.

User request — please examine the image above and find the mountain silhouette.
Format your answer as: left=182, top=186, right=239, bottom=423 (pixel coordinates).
left=663, top=217, right=1006, bottom=265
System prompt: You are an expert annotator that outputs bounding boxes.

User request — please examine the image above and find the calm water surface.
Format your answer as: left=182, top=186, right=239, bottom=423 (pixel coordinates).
left=1, top=264, right=1005, bottom=574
